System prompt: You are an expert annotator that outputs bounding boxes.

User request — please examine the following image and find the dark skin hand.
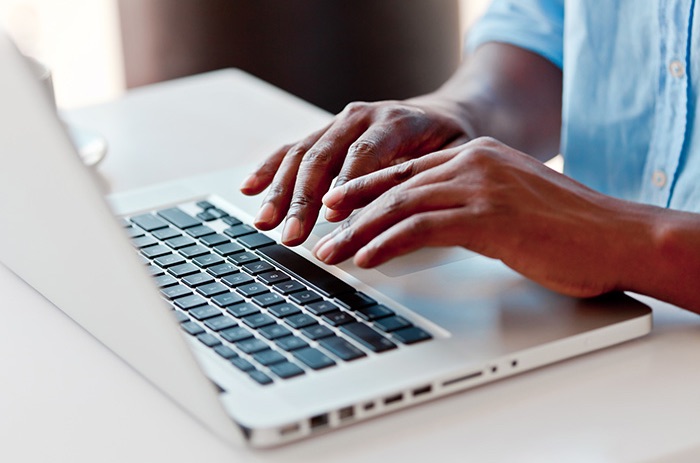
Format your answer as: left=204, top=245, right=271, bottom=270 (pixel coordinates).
left=241, top=43, right=700, bottom=314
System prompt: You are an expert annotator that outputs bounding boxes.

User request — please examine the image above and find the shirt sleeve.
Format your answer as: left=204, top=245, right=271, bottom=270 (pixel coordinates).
left=465, top=0, right=564, bottom=69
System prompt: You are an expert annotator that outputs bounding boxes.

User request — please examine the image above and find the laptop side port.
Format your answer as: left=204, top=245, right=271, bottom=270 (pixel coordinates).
left=279, top=423, right=301, bottom=436
left=338, top=406, right=354, bottom=422
left=442, top=370, right=483, bottom=387
left=383, top=393, right=403, bottom=406
left=412, top=385, right=432, bottom=397
left=310, top=413, right=329, bottom=430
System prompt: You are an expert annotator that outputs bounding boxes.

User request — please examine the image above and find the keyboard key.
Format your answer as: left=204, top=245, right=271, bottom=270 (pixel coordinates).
left=196, top=211, right=216, bottom=222
left=269, top=361, right=305, bottom=379
left=257, top=244, right=354, bottom=297
left=374, top=315, right=412, bottom=332
left=213, top=242, right=244, bottom=256
left=340, top=322, right=397, bottom=353
left=182, top=272, right=215, bottom=287
left=257, top=270, right=290, bottom=285
left=181, top=321, right=204, bottom=336
left=168, top=262, right=200, bottom=278
left=132, top=236, right=158, bottom=249
left=207, top=263, right=238, bottom=278
left=213, top=345, right=238, bottom=359
left=211, top=292, right=245, bottom=307
left=153, top=274, right=177, bottom=288
left=192, top=253, right=225, bottom=268
left=221, top=272, right=254, bottom=287
left=258, top=324, right=292, bottom=340
left=222, top=215, right=242, bottom=226
left=249, top=370, right=273, bottom=385
left=293, top=347, right=336, bottom=370
left=335, top=292, right=377, bottom=310
left=173, top=294, right=208, bottom=310
left=179, top=244, right=209, bottom=259
left=141, top=244, right=171, bottom=259
left=196, top=200, right=215, bottom=210
left=199, top=233, right=229, bottom=247
left=306, top=300, right=340, bottom=316
left=164, top=236, right=196, bottom=249
left=161, top=284, right=191, bottom=300
left=209, top=208, right=229, bottom=219
left=242, top=313, right=275, bottom=329
left=236, top=282, right=267, bottom=298
left=237, top=232, right=275, bottom=249
left=224, top=224, right=256, bottom=238
left=226, top=303, right=259, bottom=318
left=147, top=265, right=165, bottom=276
left=272, top=280, right=306, bottom=295
left=204, top=315, right=237, bottom=331
left=284, top=313, right=317, bottom=329
left=392, top=326, right=432, bottom=344
left=289, top=290, right=323, bottom=305
left=253, top=349, right=287, bottom=366
left=275, top=335, right=308, bottom=351
left=153, top=254, right=186, bottom=268
left=241, top=260, right=275, bottom=275
left=189, top=305, right=222, bottom=320
left=197, top=333, right=221, bottom=347
left=251, top=292, right=285, bottom=308
left=354, top=304, right=395, bottom=321
left=125, top=226, right=145, bottom=238
left=231, top=357, right=255, bottom=372
left=236, top=338, right=269, bottom=354
left=267, top=303, right=301, bottom=318
left=196, top=281, right=229, bottom=297
left=221, top=326, right=253, bottom=343
left=151, top=226, right=180, bottom=241
left=130, top=213, right=169, bottom=231
left=319, top=336, right=367, bottom=361
left=172, top=310, right=189, bottom=323
left=186, top=225, right=216, bottom=238
left=300, top=325, right=334, bottom=340
left=157, top=207, right=201, bottom=229
left=229, top=252, right=259, bottom=266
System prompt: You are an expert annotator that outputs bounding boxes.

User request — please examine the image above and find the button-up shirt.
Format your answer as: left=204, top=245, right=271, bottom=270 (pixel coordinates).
left=467, top=0, right=700, bottom=212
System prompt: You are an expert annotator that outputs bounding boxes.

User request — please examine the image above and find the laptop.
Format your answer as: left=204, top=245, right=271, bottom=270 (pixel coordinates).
left=0, top=31, right=652, bottom=448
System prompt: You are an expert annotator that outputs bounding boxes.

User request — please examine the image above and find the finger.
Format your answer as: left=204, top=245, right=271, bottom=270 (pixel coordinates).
left=313, top=181, right=464, bottom=264
left=323, top=148, right=458, bottom=212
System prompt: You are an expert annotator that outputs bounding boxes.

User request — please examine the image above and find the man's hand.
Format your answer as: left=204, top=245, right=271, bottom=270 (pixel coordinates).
left=239, top=98, right=471, bottom=246
left=312, top=137, right=657, bottom=299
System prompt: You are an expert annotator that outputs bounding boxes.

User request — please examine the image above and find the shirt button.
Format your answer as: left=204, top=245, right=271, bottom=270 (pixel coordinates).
left=669, top=60, right=685, bottom=78
left=652, top=170, right=667, bottom=188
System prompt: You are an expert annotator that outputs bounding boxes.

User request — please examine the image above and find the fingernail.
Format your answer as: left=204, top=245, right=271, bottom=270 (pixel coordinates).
left=322, top=187, right=344, bottom=208
left=314, top=239, right=336, bottom=263
left=324, top=208, right=344, bottom=222
left=282, top=216, right=302, bottom=243
left=254, top=202, right=276, bottom=226
left=240, top=174, right=258, bottom=192
left=312, top=233, right=333, bottom=254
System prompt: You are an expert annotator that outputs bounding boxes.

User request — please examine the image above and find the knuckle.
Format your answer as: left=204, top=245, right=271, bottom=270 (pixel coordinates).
left=288, top=187, right=317, bottom=211
left=342, top=101, right=371, bottom=116
left=384, top=189, right=409, bottom=213
left=286, top=143, right=309, bottom=160
left=348, top=139, right=380, bottom=160
left=300, top=146, right=333, bottom=166
left=391, top=161, right=416, bottom=183
left=405, top=214, right=430, bottom=234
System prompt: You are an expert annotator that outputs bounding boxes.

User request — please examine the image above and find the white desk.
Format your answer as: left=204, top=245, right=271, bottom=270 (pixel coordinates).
left=3, top=70, right=699, bottom=462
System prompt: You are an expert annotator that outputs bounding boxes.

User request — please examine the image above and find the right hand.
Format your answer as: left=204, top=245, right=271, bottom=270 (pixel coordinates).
left=239, top=98, right=472, bottom=246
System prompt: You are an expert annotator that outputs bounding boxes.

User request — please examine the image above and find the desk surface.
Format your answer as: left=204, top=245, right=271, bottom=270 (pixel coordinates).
left=3, top=70, right=700, bottom=463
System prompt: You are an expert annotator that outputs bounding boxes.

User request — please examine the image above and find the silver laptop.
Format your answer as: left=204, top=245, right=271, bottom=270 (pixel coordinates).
left=0, top=32, right=652, bottom=448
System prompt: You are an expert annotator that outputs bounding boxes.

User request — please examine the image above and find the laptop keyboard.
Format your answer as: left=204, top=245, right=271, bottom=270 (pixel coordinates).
left=122, top=200, right=432, bottom=386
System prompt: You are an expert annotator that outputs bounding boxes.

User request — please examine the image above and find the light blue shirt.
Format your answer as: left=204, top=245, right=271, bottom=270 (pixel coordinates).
left=467, top=0, right=700, bottom=212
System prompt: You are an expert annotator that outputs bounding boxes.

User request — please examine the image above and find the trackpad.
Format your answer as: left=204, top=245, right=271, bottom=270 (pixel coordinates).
left=312, top=221, right=478, bottom=278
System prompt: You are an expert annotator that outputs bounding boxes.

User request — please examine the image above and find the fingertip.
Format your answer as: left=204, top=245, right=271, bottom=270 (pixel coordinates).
left=253, top=202, right=277, bottom=229
left=324, top=208, right=350, bottom=222
left=240, top=174, right=261, bottom=195
left=322, top=187, right=344, bottom=209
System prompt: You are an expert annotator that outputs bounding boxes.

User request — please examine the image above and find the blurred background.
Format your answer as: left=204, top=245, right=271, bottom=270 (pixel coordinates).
left=0, top=0, right=490, bottom=111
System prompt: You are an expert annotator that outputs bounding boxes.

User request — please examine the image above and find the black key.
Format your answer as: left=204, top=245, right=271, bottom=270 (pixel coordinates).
left=173, top=293, right=207, bottom=310
left=196, top=282, right=229, bottom=297
left=335, top=292, right=377, bottom=310
left=209, top=208, right=229, bottom=219
left=275, top=335, right=308, bottom=351
left=258, top=270, right=290, bottom=285
left=236, top=338, right=269, bottom=354
left=237, top=233, right=275, bottom=250
left=157, top=207, right=201, bottom=229
left=196, top=211, right=216, bottom=222
left=154, top=254, right=186, bottom=268
left=186, top=225, right=216, bottom=238
left=199, top=233, right=229, bottom=247
left=154, top=274, right=178, bottom=288
left=189, top=305, right=222, bottom=320
left=236, top=282, right=267, bottom=298
left=267, top=303, right=301, bottom=318
left=151, top=227, right=180, bottom=241
left=213, top=242, right=244, bottom=256
left=258, top=324, right=292, bottom=340
left=229, top=252, right=259, bottom=266
left=231, top=357, right=255, bottom=372
left=168, top=262, right=200, bottom=278
left=306, top=300, right=340, bottom=316
left=374, top=315, right=412, bottom=332
left=221, top=326, right=253, bottom=343
left=272, top=280, right=306, bottom=295
left=179, top=244, right=209, bottom=259
left=181, top=321, right=204, bottom=336
left=207, top=263, right=238, bottom=278
left=269, top=361, right=305, bottom=379
left=214, top=345, right=237, bottom=359
left=196, top=200, right=215, bottom=210
left=161, top=284, right=191, bottom=300
left=132, top=236, right=158, bottom=249
left=192, top=253, right=225, bottom=268
left=354, top=304, right=395, bottom=321
left=130, top=213, right=168, bottom=231
left=253, top=349, right=286, bottom=366
left=197, top=333, right=221, bottom=347
left=221, top=272, right=254, bottom=287
left=147, top=265, right=165, bottom=276
left=249, top=370, right=274, bottom=385
left=211, top=291, right=245, bottom=307
left=257, top=244, right=354, bottom=297
left=340, top=322, right=397, bottom=353
left=182, top=272, right=215, bottom=287
left=125, top=226, right=145, bottom=238
left=319, top=336, right=367, bottom=361
left=284, top=313, right=317, bottom=329
left=242, top=313, right=275, bottom=329
left=251, top=292, right=285, bottom=308
left=241, top=261, right=275, bottom=275
left=226, top=303, right=259, bottom=318
left=222, top=216, right=242, bottom=226
left=293, top=347, right=336, bottom=370
left=300, top=325, right=334, bottom=340
left=141, top=245, right=171, bottom=259
left=392, top=326, right=432, bottom=344
left=165, top=236, right=196, bottom=249
left=204, top=315, right=237, bottom=331
left=289, top=290, right=323, bottom=305
left=224, top=224, right=256, bottom=238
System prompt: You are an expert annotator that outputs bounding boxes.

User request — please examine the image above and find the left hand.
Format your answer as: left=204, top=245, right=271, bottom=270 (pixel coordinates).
left=312, top=137, right=640, bottom=299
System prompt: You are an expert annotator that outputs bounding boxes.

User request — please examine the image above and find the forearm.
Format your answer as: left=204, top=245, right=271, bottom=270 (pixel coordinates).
left=411, top=42, right=563, bottom=162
